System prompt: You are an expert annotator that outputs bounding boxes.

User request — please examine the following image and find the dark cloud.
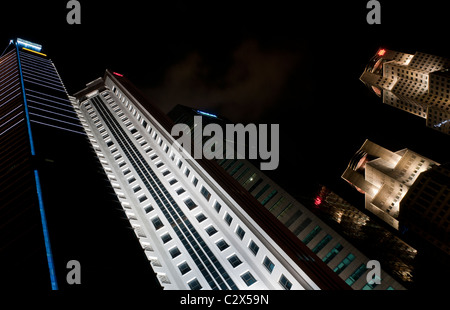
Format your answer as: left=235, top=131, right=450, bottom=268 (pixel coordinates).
left=143, top=39, right=302, bottom=123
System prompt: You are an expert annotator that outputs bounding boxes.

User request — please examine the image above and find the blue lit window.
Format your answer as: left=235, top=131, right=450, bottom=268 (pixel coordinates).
left=263, top=257, right=275, bottom=273
left=228, top=255, right=242, bottom=268
left=345, top=264, right=367, bottom=286
left=333, top=253, right=355, bottom=275
left=236, top=226, right=246, bottom=240
left=216, top=239, right=229, bottom=251
left=224, top=213, right=233, bottom=226
left=241, top=271, right=257, bottom=287
left=312, top=234, right=332, bottom=254
left=188, top=278, right=202, bottom=290
left=214, top=202, right=221, bottom=213
left=196, top=213, right=207, bottom=223
left=184, top=198, right=197, bottom=210
left=279, top=275, right=292, bottom=290
left=169, top=247, right=181, bottom=259
left=205, top=226, right=217, bottom=236
left=200, top=186, right=211, bottom=201
left=248, top=240, right=259, bottom=256
left=178, top=262, right=191, bottom=275
left=161, top=233, right=172, bottom=244
left=302, top=225, right=322, bottom=245
left=144, top=205, right=154, bottom=213
left=151, top=217, right=164, bottom=230
left=322, top=243, right=343, bottom=264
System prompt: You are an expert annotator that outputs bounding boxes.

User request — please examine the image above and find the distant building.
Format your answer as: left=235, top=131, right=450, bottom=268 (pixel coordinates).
left=342, top=139, right=438, bottom=230
left=310, top=185, right=417, bottom=288
left=360, top=48, right=450, bottom=135
left=168, top=105, right=405, bottom=290
left=399, top=163, right=450, bottom=257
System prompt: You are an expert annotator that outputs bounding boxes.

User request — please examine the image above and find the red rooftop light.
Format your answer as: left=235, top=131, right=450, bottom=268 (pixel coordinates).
left=112, top=72, right=123, bottom=77
left=314, top=196, right=322, bottom=206
left=377, top=49, right=386, bottom=56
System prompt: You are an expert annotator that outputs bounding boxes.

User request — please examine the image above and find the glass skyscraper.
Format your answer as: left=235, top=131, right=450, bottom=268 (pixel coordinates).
left=0, top=39, right=159, bottom=291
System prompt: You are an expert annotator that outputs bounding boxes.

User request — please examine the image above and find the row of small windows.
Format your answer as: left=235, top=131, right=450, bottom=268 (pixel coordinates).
left=213, top=138, right=381, bottom=289
left=104, top=88, right=298, bottom=290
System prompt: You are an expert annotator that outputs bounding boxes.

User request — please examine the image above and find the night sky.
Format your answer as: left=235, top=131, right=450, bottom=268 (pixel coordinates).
left=1, top=0, right=449, bottom=293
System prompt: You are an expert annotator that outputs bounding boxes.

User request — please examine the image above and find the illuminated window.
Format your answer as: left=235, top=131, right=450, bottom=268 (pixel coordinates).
left=323, top=243, right=343, bottom=264
left=302, top=225, right=322, bottom=245
left=333, top=253, right=355, bottom=275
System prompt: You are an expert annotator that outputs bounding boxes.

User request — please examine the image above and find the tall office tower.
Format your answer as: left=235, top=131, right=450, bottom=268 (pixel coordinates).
left=168, top=105, right=405, bottom=290
left=399, top=163, right=450, bottom=258
left=342, top=139, right=438, bottom=230
left=0, top=39, right=158, bottom=291
left=360, top=48, right=450, bottom=135
left=311, top=185, right=417, bottom=288
left=72, top=70, right=350, bottom=290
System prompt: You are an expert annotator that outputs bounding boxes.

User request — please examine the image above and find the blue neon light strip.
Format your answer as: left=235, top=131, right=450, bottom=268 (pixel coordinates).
left=16, top=42, right=36, bottom=156
left=196, top=110, right=218, bottom=118
left=15, top=41, right=58, bottom=290
left=16, top=38, right=42, bottom=52
left=34, top=170, right=58, bottom=290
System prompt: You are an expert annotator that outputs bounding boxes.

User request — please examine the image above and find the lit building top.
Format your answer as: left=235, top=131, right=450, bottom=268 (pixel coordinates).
left=360, top=48, right=450, bottom=135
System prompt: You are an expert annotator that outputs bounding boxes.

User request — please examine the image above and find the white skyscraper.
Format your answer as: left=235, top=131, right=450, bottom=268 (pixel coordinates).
left=71, top=70, right=349, bottom=290
left=360, top=48, right=450, bottom=134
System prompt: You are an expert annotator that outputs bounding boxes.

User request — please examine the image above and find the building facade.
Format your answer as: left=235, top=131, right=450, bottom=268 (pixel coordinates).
left=72, top=70, right=350, bottom=290
left=360, top=48, right=450, bottom=135
left=342, top=139, right=438, bottom=230
left=0, top=39, right=158, bottom=291
left=168, top=105, right=405, bottom=290
left=399, top=163, right=450, bottom=258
